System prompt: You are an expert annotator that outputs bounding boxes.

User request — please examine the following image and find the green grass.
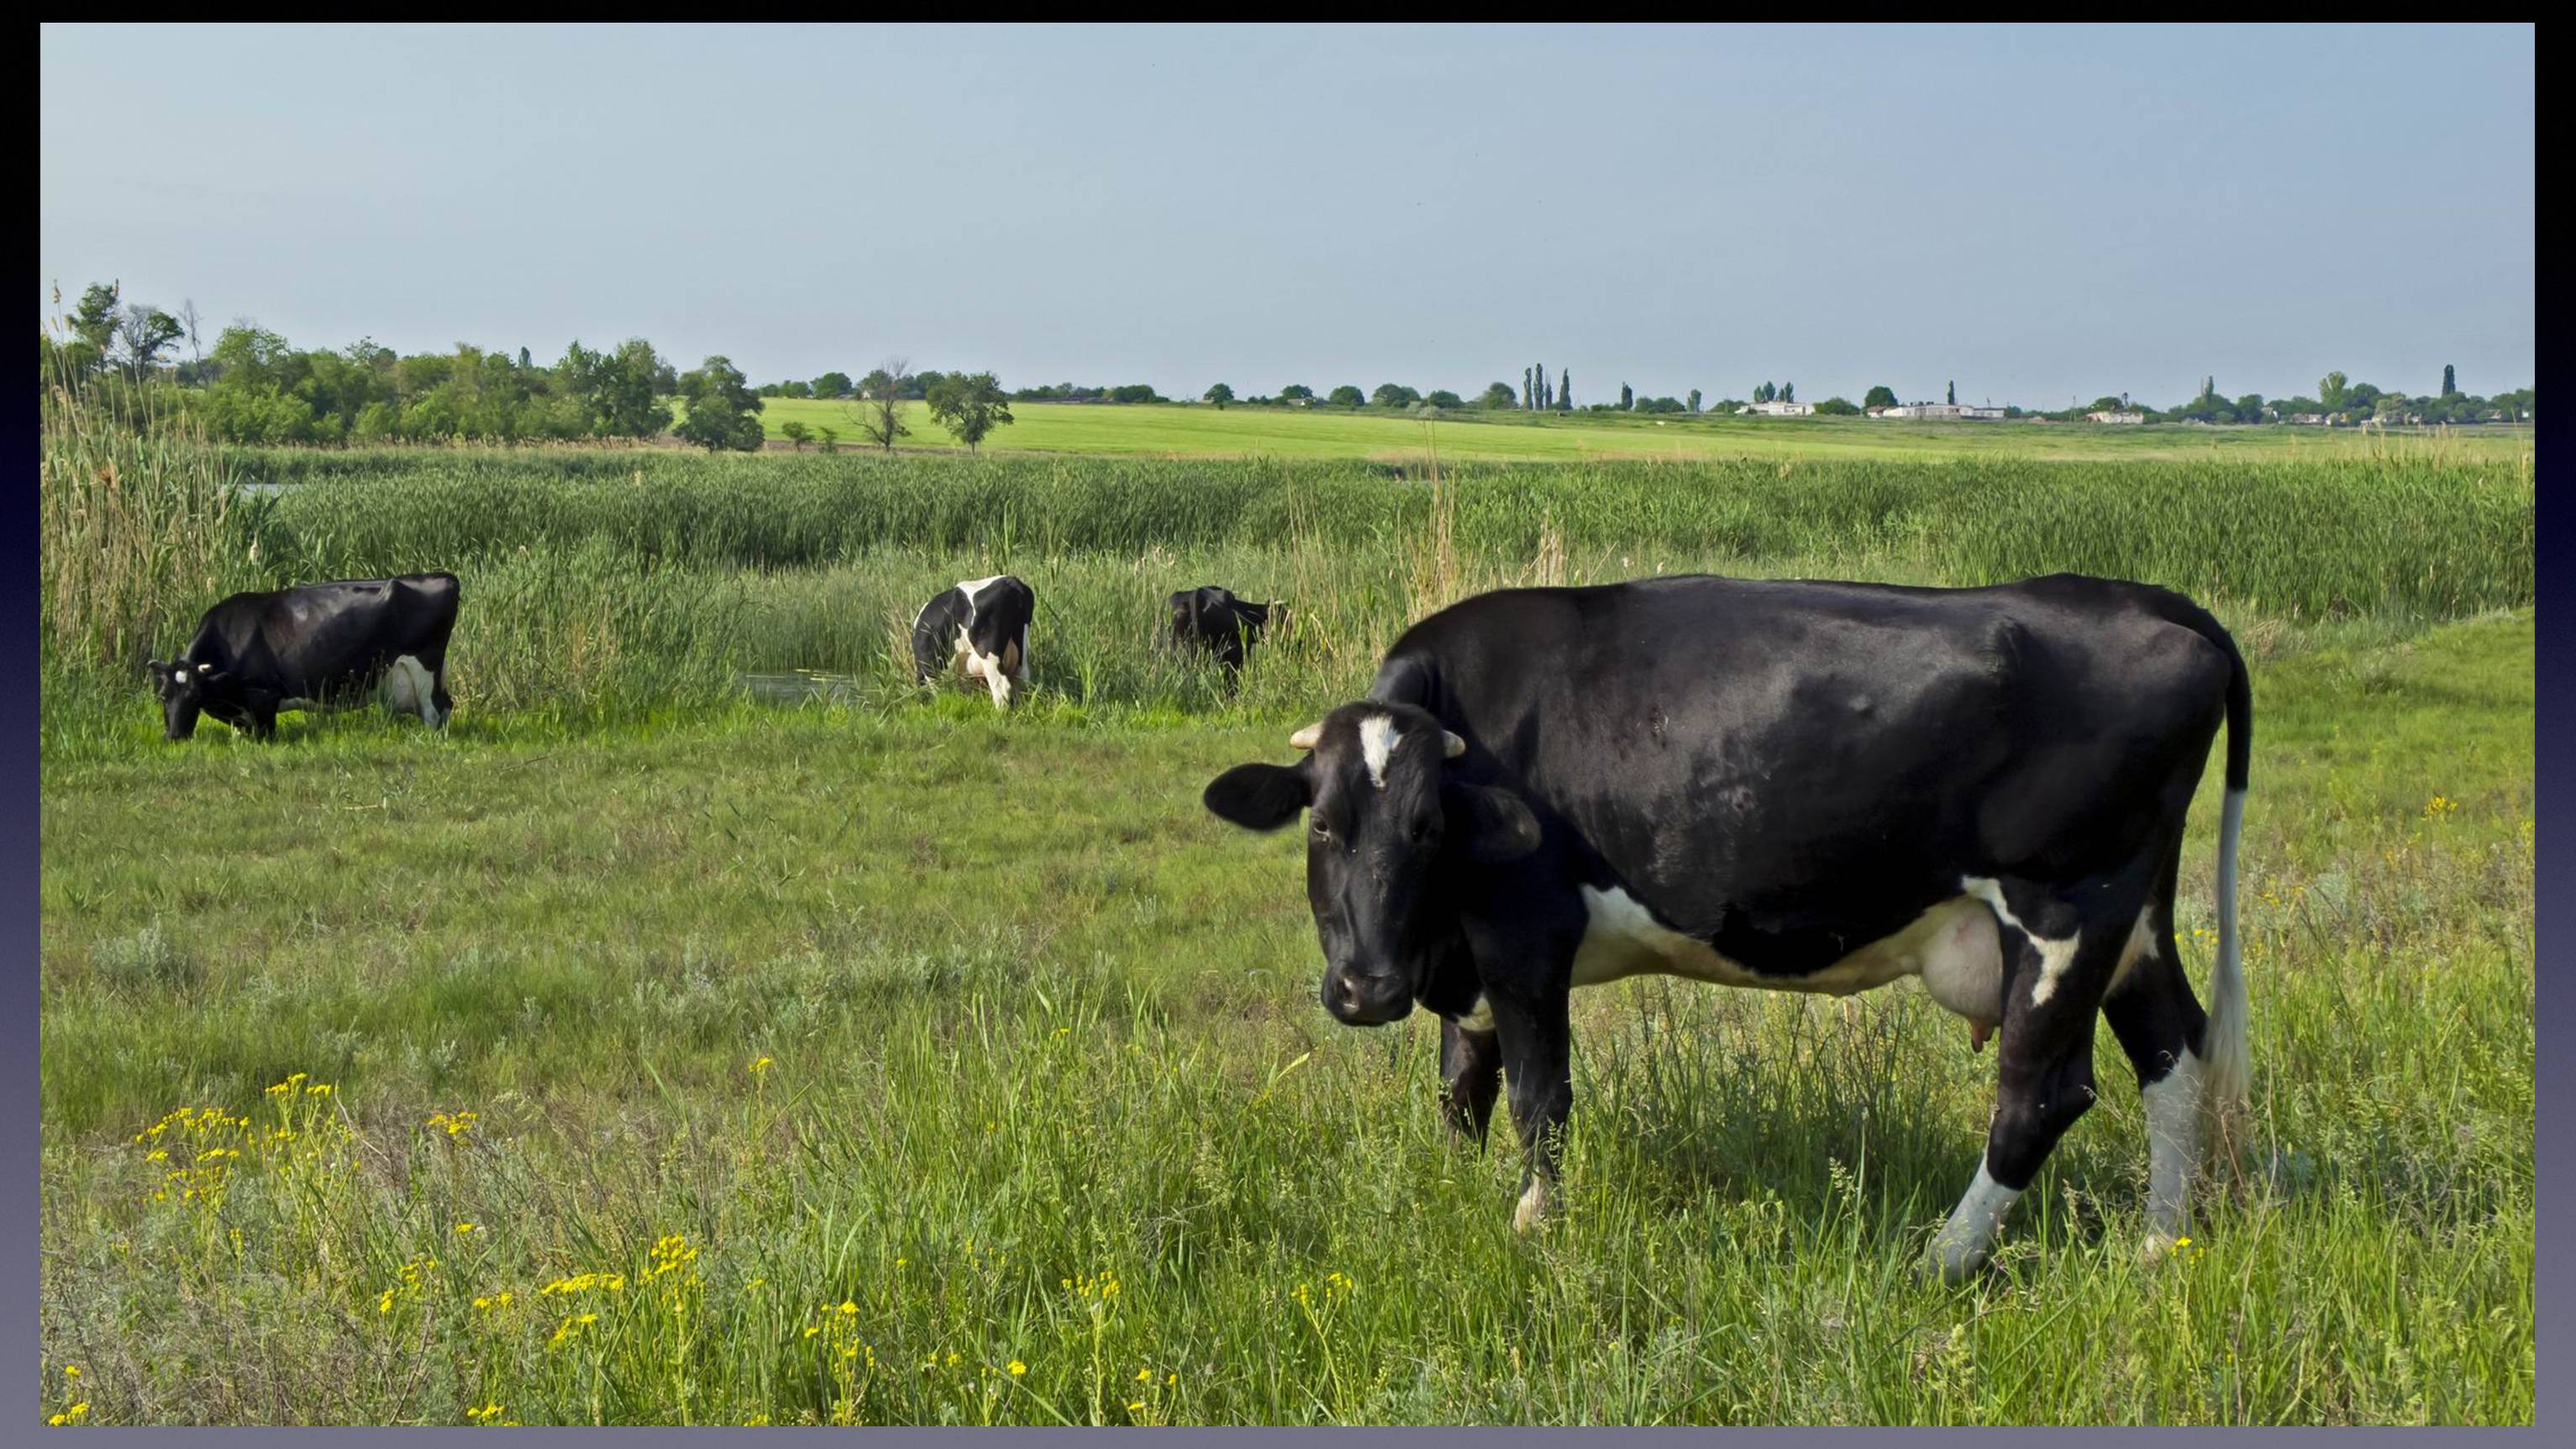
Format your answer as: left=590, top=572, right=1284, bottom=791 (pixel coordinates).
left=749, top=397, right=2537, bottom=465
left=36, top=612, right=2533, bottom=1425
left=38, top=420, right=2535, bottom=1424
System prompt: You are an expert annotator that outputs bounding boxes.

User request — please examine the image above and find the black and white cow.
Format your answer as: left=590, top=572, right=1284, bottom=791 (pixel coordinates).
left=912, top=575, right=1035, bottom=710
left=148, top=573, right=461, bottom=741
left=1166, top=585, right=1282, bottom=673
left=1202, top=573, right=2250, bottom=1281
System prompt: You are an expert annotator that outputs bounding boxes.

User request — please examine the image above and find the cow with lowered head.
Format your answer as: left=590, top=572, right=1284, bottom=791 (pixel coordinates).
left=149, top=573, right=461, bottom=740
left=1166, top=585, right=1284, bottom=675
left=1203, top=573, right=2253, bottom=1283
left=912, top=575, right=1034, bottom=710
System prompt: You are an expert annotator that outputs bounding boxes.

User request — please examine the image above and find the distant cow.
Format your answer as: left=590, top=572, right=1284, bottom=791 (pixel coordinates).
left=149, top=573, right=461, bottom=741
left=912, top=575, right=1034, bottom=710
left=1202, top=573, right=2250, bottom=1283
left=1165, top=585, right=1281, bottom=673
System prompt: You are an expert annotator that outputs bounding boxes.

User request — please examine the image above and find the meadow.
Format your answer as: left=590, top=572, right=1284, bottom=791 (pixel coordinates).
left=34, top=418, right=2537, bottom=1425
left=744, top=396, right=2537, bottom=465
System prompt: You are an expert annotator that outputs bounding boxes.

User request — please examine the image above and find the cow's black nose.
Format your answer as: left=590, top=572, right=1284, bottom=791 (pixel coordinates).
left=1329, top=976, right=1361, bottom=1016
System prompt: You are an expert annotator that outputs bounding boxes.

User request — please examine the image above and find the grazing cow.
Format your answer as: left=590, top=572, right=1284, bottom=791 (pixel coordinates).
left=1166, top=585, right=1282, bottom=673
left=1202, top=573, right=2250, bottom=1281
left=148, top=573, right=461, bottom=741
left=912, top=575, right=1034, bottom=710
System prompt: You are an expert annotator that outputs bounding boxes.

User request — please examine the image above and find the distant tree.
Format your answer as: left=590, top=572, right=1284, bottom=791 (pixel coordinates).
left=1522, top=366, right=1534, bottom=409
left=1109, top=384, right=1163, bottom=403
left=1535, top=364, right=1549, bottom=411
left=1426, top=389, right=1464, bottom=409
left=1618, top=381, right=1633, bottom=411
left=113, top=303, right=184, bottom=379
left=912, top=370, right=947, bottom=399
left=1370, top=383, right=1420, bottom=408
left=813, top=370, right=854, bottom=399
left=817, top=424, right=839, bottom=453
left=675, top=355, right=765, bottom=451
left=1945, top=380, right=1956, bottom=406
left=518, top=346, right=533, bottom=370
left=781, top=419, right=812, bottom=450
left=925, top=370, right=1014, bottom=450
left=1686, top=387, right=1702, bottom=413
left=70, top=281, right=121, bottom=359
left=1280, top=384, right=1315, bottom=402
left=1328, top=385, right=1364, bottom=408
left=176, top=297, right=205, bottom=376
left=1203, top=382, right=1235, bottom=408
left=2442, top=363, right=2457, bottom=396
left=855, top=357, right=912, bottom=453
left=1864, top=385, right=1898, bottom=410
left=1480, top=381, right=1519, bottom=409
left=1813, top=396, right=1862, bottom=416
left=2319, top=371, right=2350, bottom=410
left=1559, top=367, right=1571, bottom=411
left=1780, top=381, right=1795, bottom=403
left=1753, top=381, right=1775, bottom=404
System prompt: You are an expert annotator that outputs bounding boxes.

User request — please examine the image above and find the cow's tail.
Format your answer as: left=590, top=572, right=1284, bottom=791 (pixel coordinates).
left=2169, top=599, right=2253, bottom=1182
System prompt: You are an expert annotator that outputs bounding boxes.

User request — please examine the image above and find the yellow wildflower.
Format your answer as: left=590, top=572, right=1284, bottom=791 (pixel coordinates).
left=1009, top=1361, right=1027, bottom=1376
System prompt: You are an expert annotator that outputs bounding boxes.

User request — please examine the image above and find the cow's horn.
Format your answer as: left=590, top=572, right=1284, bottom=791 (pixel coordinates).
left=198, top=662, right=213, bottom=673
left=1443, top=731, right=1467, bottom=758
left=1288, top=722, right=1322, bottom=751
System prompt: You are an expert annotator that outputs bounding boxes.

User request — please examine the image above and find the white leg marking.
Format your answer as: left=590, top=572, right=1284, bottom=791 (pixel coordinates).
left=1929, top=1162, right=2023, bottom=1282
left=982, top=654, right=1013, bottom=709
left=1512, top=1175, right=1553, bottom=1234
left=2140, top=1047, right=2203, bottom=1255
left=1961, top=875, right=2083, bottom=1007
left=1359, top=713, right=1401, bottom=788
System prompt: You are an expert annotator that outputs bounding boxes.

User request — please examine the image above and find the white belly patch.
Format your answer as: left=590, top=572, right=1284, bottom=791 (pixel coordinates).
left=1571, top=885, right=2004, bottom=1023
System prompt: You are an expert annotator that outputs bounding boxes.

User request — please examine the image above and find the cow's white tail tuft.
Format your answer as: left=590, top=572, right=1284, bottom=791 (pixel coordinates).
left=2200, top=788, right=2251, bottom=1179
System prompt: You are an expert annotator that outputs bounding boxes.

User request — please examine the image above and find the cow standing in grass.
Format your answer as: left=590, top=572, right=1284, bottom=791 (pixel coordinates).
left=149, top=573, right=461, bottom=741
left=912, top=575, right=1034, bottom=711
left=1202, top=572, right=2251, bottom=1281
left=1166, top=585, right=1283, bottom=675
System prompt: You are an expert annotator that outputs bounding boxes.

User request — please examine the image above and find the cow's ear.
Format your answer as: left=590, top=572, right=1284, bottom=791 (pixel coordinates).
left=1444, top=782, right=1541, bottom=863
left=1204, top=759, right=1313, bottom=832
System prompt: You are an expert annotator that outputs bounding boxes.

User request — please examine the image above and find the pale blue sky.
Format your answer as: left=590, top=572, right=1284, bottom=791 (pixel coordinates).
left=40, top=24, right=2533, bottom=407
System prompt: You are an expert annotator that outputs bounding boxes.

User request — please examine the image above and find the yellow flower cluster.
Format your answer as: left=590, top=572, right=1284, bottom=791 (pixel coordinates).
left=378, top=1256, right=439, bottom=1314
left=649, top=1234, right=700, bottom=1279
left=1062, top=1270, right=1122, bottom=1301
left=2424, top=795, right=2460, bottom=819
left=427, top=1110, right=480, bottom=1137
left=539, top=1271, right=627, bottom=1296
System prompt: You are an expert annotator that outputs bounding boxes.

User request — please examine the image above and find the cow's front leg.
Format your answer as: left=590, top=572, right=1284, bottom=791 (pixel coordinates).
left=1489, top=987, right=1573, bottom=1232
left=1438, top=1011, right=1502, bottom=1146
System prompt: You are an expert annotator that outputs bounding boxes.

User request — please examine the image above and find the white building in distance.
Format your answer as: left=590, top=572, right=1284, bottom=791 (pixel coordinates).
left=1878, top=402, right=2005, bottom=421
left=2084, top=410, right=2148, bottom=424
left=1743, top=400, right=1815, bottom=416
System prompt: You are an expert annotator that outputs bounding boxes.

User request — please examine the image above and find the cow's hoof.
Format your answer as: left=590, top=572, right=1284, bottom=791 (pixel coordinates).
left=1511, top=1179, right=1553, bottom=1235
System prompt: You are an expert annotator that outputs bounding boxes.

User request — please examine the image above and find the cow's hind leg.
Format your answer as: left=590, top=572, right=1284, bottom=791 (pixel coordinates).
left=1439, top=1010, right=1503, bottom=1147
left=2102, top=847, right=2208, bottom=1259
left=1929, top=873, right=2145, bottom=1283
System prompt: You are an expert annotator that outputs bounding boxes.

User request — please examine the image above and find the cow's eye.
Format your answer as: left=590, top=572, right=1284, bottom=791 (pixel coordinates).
left=1409, top=816, right=1438, bottom=844
left=1311, top=817, right=1330, bottom=841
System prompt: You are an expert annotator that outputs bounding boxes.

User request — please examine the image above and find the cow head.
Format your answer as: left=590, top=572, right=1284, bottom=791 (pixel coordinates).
left=1202, top=701, right=1540, bottom=1026
left=145, top=657, right=234, bottom=740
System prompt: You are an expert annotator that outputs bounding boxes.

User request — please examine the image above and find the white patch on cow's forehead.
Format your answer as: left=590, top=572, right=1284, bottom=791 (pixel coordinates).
left=173, top=669, right=188, bottom=685
left=1359, top=713, right=1402, bottom=788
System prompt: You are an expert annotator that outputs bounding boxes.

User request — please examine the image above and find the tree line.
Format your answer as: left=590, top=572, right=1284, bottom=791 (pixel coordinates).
left=45, top=280, right=2531, bottom=449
